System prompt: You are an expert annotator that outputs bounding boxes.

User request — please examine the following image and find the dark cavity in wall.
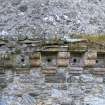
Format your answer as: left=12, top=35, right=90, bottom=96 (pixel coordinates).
left=18, top=5, right=28, bottom=12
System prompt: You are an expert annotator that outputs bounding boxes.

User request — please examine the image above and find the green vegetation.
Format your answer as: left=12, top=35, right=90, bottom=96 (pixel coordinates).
left=76, top=34, right=105, bottom=43
left=82, top=35, right=105, bottom=43
left=67, top=33, right=105, bottom=51
left=67, top=33, right=105, bottom=43
left=69, top=44, right=87, bottom=51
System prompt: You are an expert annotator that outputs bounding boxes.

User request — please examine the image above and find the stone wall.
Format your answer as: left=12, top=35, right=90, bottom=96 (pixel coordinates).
left=1, top=68, right=105, bottom=105
left=0, top=49, right=105, bottom=105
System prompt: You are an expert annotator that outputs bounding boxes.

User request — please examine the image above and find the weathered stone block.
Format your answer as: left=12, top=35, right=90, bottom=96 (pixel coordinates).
left=95, top=77, right=103, bottom=83
left=84, top=59, right=96, bottom=67
left=45, top=73, right=66, bottom=83
left=57, top=58, right=69, bottom=67
left=87, top=53, right=97, bottom=60
left=69, top=67, right=83, bottom=74
left=84, top=50, right=97, bottom=67
left=30, top=59, right=41, bottom=67
left=58, top=52, right=70, bottom=59
left=15, top=68, right=30, bottom=74
left=86, top=50, right=97, bottom=59
left=92, top=68, right=105, bottom=75
left=42, top=67, right=57, bottom=75
left=67, top=75, right=80, bottom=83
left=51, top=83, right=67, bottom=90
left=30, top=53, right=41, bottom=59
left=80, top=74, right=94, bottom=83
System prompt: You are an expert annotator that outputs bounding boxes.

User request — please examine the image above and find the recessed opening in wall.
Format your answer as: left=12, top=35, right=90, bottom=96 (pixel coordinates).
left=21, top=58, right=25, bottom=62
left=41, top=52, right=57, bottom=67
left=64, top=41, right=68, bottom=44
left=73, top=58, right=77, bottom=63
left=47, top=58, right=52, bottom=63
left=70, top=52, right=84, bottom=67
left=0, top=45, right=3, bottom=47
left=96, top=60, right=99, bottom=63
left=95, top=53, right=105, bottom=67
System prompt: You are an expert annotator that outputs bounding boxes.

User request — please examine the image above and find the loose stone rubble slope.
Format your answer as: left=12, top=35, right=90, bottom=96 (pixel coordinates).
left=0, top=0, right=105, bottom=37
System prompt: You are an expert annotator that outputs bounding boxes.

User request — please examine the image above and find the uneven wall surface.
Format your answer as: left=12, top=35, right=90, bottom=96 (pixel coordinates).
left=0, top=0, right=105, bottom=105
left=0, top=50, right=105, bottom=105
left=1, top=69, right=105, bottom=105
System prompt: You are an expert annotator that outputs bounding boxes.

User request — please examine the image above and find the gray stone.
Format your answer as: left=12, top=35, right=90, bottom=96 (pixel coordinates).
left=18, top=5, right=28, bottom=12
left=0, top=0, right=105, bottom=37
left=80, top=74, right=94, bottom=83
left=45, top=73, right=66, bottom=83
left=67, top=75, right=80, bottom=83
